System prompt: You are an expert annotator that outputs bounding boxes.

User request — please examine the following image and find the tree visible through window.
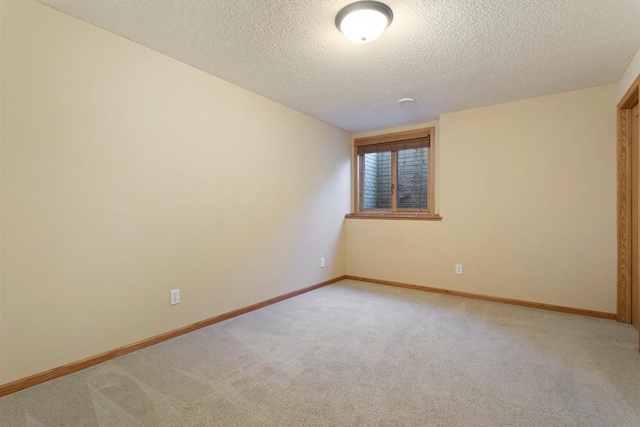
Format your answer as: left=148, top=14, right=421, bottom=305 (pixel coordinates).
left=352, top=128, right=438, bottom=218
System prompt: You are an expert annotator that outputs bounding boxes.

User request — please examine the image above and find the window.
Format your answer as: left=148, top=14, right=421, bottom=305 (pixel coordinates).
left=349, top=128, right=441, bottom=220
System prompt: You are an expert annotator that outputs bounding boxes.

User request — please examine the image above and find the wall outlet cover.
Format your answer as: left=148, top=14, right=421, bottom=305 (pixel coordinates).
left=170, top=289, right=180, bottom=305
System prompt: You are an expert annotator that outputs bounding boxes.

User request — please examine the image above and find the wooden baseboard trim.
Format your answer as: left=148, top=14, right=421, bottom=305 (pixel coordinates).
left=345, top=275, right=617, bottom=320
left=0, top=275, right=345, bottom=398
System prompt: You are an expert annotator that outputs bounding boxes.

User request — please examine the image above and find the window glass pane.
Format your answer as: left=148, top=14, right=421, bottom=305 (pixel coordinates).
left=363, top=152, right=391, bottom=209
left=397, top=147, right=428, bottom=209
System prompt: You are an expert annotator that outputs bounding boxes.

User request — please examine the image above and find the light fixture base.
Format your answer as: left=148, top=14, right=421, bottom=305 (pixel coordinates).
left=398, top=97, right=416, bottom=106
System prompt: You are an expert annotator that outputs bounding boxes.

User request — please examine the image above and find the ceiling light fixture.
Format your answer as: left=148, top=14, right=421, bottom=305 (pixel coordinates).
left=335, top=1, right=393, bottom=44
left=398, top=97, right=416, bottom=105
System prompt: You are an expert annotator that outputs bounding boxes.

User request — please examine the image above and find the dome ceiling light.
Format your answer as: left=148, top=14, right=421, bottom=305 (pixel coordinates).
left=335, top=1, right=393, bottom=44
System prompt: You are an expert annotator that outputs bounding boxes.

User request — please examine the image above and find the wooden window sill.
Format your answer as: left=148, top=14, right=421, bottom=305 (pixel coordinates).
left=345, top=213, right=443, bottom=221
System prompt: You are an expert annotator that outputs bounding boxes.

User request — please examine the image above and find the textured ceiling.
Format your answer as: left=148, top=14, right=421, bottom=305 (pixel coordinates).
left=38, top=0, right=640, bottom=132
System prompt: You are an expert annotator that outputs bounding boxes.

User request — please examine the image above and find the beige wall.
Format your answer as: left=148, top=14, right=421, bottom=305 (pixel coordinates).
left=0, top=0, right=628, bottom=387
left=0, top=1, right=351, bottom=384
left=0, top=0, right=3, bottom=384
left=346, top=84, right=618, bottom=313
left=618, top=46, right=640, bottom=101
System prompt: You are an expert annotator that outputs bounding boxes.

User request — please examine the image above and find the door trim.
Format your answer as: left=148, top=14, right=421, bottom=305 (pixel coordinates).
left=617, top=72, right=640, bottom=326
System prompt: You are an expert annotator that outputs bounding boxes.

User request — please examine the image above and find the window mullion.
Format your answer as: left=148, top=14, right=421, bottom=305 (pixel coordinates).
left=391, top=150, right=398, bottom=212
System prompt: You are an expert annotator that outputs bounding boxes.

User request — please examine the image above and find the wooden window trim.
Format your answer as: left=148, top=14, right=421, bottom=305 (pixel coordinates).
left=356, top=137, right=430, bottom=154
left=345, top=213, right=443, bottom=221
left=353, top=128, right=431, bottom=146
left=350, top=127, right=439, bottom=220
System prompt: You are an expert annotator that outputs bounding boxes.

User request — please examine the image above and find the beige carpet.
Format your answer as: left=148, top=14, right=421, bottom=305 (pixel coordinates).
left=1, top=279, right=639, bottom=426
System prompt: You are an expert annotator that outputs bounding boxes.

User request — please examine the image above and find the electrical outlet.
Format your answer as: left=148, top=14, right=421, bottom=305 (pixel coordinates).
left=455, top=264, right=463, bottom=275
left=170, top=289, right=180, bottom=306
left=320, top=257, right=325, bottom=268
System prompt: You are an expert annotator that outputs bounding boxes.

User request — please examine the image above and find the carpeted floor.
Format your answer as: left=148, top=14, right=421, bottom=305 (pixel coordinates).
left=1, top=279, right=639, bottom=426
